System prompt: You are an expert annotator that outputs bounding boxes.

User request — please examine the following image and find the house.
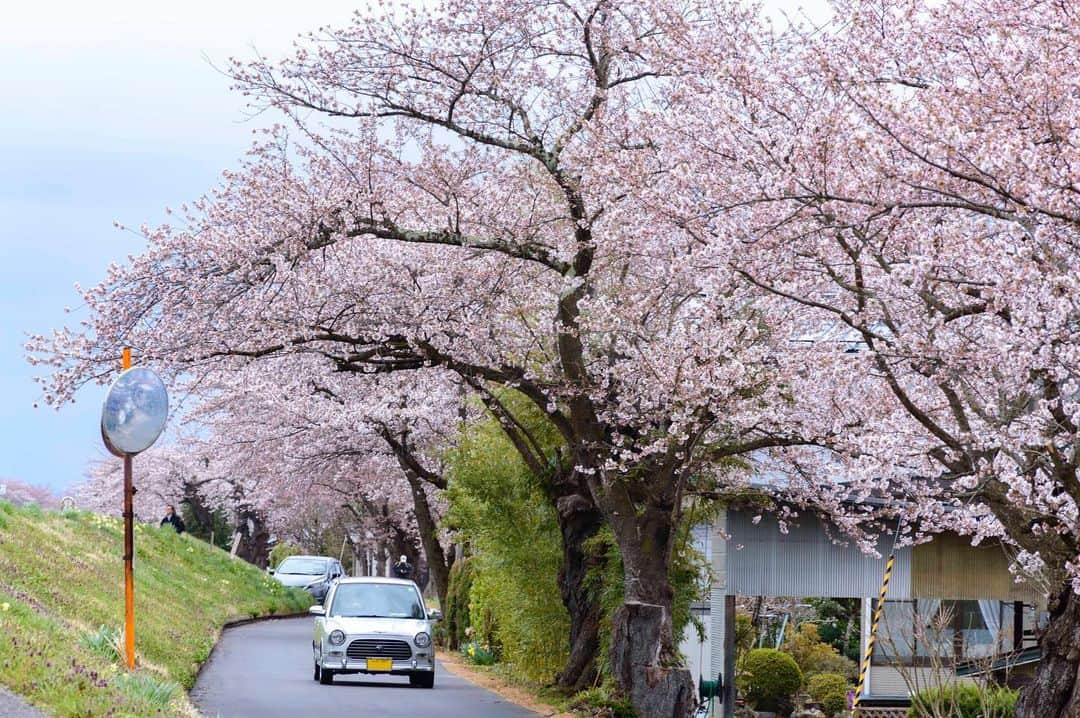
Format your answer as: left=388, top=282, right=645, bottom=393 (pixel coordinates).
left=682, top=508, right=1042, bottom=718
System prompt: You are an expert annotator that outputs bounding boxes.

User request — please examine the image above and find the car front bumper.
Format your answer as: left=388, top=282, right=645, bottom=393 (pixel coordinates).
left=318, top=653, right=434, bottom=674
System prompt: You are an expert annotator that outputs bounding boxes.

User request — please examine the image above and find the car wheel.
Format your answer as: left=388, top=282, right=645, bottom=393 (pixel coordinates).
left=409, top=671, right=435, bottom=689
left=313, top=662, right=321, bottom=681
left=319, top=669, right=335, bottom=685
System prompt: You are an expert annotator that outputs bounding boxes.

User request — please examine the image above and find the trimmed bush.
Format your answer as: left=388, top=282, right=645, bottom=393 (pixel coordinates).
left=807, top=672, right=849, bottom=703
left=738, top=648, right=802, bottom=712
left=822, top=690, right=849, bottom=716
left=908, top=684, right=1017, bottom=718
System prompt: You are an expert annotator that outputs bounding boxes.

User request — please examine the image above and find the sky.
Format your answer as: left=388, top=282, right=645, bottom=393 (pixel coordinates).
left=0, top=1, right=359, bottom=493
left=0, top=0, right=828, bottom=495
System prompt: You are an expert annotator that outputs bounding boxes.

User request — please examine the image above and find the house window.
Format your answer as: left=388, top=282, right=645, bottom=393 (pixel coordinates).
left=872, top=600, right=1016, bottom=666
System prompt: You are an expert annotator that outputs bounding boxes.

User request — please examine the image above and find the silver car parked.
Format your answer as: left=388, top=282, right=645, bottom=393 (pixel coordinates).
left=310, top=576, right=441, bottom=688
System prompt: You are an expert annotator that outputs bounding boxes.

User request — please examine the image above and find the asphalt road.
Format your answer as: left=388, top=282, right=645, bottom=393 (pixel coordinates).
left=0, top=687, right=46, bottom=718
left=191, top=617, right=540, bottom=718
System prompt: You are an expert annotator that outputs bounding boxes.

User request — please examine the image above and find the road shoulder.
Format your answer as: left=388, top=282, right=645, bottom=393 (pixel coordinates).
left=438, top=651, right=573, bottom=718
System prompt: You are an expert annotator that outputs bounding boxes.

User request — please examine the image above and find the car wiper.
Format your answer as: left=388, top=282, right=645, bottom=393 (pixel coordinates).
left=339, top=614, right=385, bottom=618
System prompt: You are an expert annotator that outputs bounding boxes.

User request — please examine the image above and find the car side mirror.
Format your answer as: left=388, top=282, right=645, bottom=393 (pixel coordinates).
left=267, top=568, right=275, bottom=575
left=427, top=608, right=443, bottom=621
left=309, top=605, right=325, bottom=616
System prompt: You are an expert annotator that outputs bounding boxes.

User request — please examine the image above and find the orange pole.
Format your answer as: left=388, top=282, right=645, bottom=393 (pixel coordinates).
left=121, top=347, right=135, bottom=670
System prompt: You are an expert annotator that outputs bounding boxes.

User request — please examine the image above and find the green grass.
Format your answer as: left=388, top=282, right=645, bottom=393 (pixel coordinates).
left=0, top=504, right=312, bottom=717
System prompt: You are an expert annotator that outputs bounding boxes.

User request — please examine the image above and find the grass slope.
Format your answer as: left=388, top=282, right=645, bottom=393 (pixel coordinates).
left=0, top=501, right=311, bottom=717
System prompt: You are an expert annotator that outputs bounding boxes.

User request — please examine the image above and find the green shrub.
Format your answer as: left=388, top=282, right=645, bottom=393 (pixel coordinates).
left=444, top=557, right=475, bottom=650
left=443, top=393, right=570, bottom=682
left=737, top=648, right=802, bottom=712
left=807, top=672, right=849, bottom=703
left=783, top=622, right=857, bottom=680
left=908, top=684, right=1017, bottom=718
left=0, top=499, right=13, bottom=514
left=822, top=690, right=849, bottom=716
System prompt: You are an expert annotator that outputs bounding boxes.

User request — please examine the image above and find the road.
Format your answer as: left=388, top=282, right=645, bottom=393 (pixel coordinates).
left=191, top=617, right=539, bottom=718
left=0, top=687, right=45, bottom=718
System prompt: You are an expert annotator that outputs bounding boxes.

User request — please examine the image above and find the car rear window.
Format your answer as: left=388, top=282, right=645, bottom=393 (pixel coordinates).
left=276, top=557, right=327, bottom=575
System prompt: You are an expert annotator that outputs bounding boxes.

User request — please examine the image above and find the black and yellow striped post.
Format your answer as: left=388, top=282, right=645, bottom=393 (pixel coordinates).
left=852, top=519, right=903, bottom=716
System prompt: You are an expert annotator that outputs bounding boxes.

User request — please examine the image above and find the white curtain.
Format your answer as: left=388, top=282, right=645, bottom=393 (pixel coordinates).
left=978, top=600, right=1004, bottom=651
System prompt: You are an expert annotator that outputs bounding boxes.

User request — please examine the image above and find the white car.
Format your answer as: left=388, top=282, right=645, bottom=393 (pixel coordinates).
left=310, top=576, right=441, bottom=688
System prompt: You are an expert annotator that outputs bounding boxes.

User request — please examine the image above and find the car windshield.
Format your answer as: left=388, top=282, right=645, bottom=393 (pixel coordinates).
left=329, top=583, right=425, bottom=619
left=276, top=558, right=327, bottom=575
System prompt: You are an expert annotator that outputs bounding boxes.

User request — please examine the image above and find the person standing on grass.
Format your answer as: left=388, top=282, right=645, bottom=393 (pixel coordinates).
left=160, top=504, right=185, bottom=534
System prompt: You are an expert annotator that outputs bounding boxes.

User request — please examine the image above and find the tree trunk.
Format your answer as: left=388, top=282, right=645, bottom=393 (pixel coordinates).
left=1017, top=585, right=1080, bottom=718
left=553, top=489, right=604, bottom=693
left=406, top=472, right=451, bottom=609
left=608, top=502, right=695, bottom=718
left=233, top=505, right=270, bottom=568
left=180, top=481, right=215, bottom=533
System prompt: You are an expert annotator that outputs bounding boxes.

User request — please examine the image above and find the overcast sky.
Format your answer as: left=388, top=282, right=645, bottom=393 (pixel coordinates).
left=0, top=0, right=828, bottom=496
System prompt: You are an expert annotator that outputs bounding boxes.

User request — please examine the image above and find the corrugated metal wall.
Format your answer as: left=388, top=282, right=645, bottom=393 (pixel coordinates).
left=725, top=511, right=913, bottom=599
left=868, top=665, right=974, bottom=698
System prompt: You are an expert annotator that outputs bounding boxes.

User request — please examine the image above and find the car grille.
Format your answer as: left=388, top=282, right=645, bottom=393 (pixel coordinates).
left=346, top=639, right=412, bottom=660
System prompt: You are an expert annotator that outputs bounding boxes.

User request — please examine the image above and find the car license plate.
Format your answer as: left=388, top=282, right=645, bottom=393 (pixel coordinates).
left=366, top=657, right=393, bottom=672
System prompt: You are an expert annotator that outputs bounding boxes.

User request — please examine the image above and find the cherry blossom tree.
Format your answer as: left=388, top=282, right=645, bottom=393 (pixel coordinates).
left=184, top=359, right=458, bottom=603
left=27, top=1, right=819, bottom=712
left=79, top=442, right=217, bottom=523
left=0, top=478, right=58, bottom=509
left=659, top=1, right=1080, bottom=714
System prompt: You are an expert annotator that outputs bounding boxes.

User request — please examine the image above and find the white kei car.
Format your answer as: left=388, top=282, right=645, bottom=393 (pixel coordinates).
left=310, top=576, right=441, bottom=688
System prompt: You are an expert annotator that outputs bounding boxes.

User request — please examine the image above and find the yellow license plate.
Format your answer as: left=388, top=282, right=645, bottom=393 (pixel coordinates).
left=366, top=657, right=393, bottom=672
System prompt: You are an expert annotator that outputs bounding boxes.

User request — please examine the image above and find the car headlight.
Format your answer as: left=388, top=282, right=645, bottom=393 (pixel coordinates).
left=414, top=632, right=431, bottom=648
left=329, top=630, right=346, bottom=646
